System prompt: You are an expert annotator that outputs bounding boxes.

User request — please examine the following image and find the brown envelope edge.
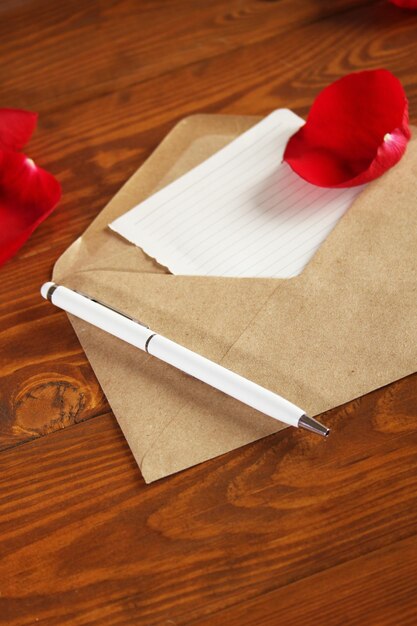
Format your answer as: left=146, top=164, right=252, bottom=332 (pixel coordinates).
left=52, top=114, right=417, bottom=483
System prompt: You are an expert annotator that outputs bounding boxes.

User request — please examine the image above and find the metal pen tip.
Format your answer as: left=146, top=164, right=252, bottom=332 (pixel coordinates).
left=298, top=414, right=330, bottom=437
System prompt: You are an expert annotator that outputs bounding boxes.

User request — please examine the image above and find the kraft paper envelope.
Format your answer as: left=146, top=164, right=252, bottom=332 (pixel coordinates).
left=52, top=114, right=417, bottom=483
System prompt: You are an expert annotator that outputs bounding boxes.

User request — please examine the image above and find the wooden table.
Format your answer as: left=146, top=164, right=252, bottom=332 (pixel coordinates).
left=1, top=1, right=417, bottom=624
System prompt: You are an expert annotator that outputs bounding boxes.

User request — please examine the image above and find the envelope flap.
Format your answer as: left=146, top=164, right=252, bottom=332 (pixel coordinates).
left=54, top=114, right=260, bottom=282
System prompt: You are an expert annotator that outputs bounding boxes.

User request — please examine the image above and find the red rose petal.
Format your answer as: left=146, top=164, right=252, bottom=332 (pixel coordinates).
left=390, top=0, right=417, bottom=8
left=283, top=70, right=410, bottom=188
left=0, top=150, right=61, bottom=266
left=0, top=108, right=38, bottom=151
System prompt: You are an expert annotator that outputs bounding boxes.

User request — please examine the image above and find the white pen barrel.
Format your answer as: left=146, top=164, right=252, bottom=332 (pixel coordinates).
left=41, top=283, right=328, bottom=434
left=43, top=284, right=154, bottom=350
left=147, top=335, right=303, bottom=426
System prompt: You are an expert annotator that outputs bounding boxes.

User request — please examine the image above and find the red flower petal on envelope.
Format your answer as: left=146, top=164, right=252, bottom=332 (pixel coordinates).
left=390, top=0, right=417, bottom=8
left=0, top=108, right=38, bottom=151
left=0, top=150, right=61, bottom=266
left=283, top=70, right=411, bottom=187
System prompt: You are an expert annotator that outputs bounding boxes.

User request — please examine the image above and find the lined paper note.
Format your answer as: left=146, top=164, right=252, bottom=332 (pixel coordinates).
left=110, top=110, right=364, bottom=278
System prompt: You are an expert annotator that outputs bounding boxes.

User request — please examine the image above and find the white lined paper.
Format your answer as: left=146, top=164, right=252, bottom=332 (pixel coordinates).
left=110, top=109, right=364, bottom=278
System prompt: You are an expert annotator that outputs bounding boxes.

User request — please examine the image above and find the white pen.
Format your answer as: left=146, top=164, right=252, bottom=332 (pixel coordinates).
left=41, top=282, right=330, bottom=437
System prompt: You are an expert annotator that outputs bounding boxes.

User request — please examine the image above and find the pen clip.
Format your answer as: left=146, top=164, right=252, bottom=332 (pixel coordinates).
left=74, top=289, right=149, bottom=329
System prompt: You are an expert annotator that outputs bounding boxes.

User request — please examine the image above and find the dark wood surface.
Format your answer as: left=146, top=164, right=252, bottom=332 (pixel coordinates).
left=1, top=1, right=416, bottom=624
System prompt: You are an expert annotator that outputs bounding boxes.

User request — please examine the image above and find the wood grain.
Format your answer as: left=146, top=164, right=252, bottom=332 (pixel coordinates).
left=0, top=0, right=416, bottom=623
left=0, top=377, right=416, bottom=625
left=190, top=534, right=417, bottom=626
left=0, top=0, right=375, bottom=112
